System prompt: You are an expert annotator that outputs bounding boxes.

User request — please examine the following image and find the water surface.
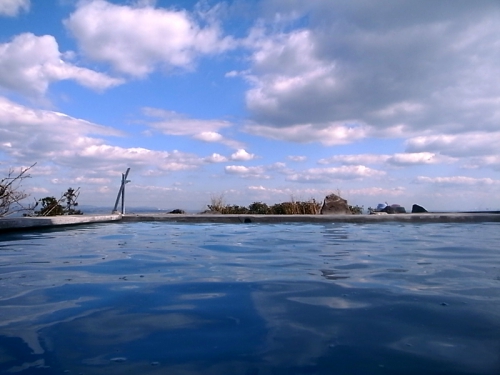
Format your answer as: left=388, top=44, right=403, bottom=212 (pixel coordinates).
left=1, top=222, right=499, bottom=374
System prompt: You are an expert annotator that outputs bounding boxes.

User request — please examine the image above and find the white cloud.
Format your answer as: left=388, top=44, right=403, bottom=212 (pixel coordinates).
left=0, top=96, right=203, bottom=175
left=142, top=107, right=243, bottom=148
left=0, top=96, right=121, bottom=161
left=65, top=0, right=234, bottom=77
left=143, top=108, right=230, bottom=134
left=287, top=165, right=384, bottom=183
left=225, top=165, right=270, bottom=179
left=414, top=176, right=500, bottom=187
left=230, top=149, right=255, bottom=161
left=347, top=187, right=406, bottom=197
left=71, top=145, right=197, bottom=171
left=203, top=153, right=228, bottom=163
left=464, top=156, right=500, bottom=171
left=318, top=154, right=390, bottom=165
left=0, top=0, right=29, bottom=16
left=239, top=1, right=500, bottom=148
left=0, top=33, right=123, bottom=96
left=406, top=132, right=500, bottom=157
left=386, top=152, right=454, bottom=166
left=194, top=132, right=224, bottom=142
left=244, top=28, right=339, bottom=127
left=248, top=185, right=267, bottom=191
left=245, top=122, right=368, bottom=146
left=319, top=152, right=456, bottom=167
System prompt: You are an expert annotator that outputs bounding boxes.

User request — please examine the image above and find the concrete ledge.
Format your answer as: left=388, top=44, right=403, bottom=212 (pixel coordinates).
left=0, top=214, right=122, bottom=232
left=122, top=212, right=500, bottom=224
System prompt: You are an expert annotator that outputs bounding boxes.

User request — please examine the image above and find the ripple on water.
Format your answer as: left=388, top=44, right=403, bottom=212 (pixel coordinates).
left=0, top=222, right=499, bottom=374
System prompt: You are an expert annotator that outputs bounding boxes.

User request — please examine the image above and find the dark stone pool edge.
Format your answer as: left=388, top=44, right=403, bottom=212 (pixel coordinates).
left=123, top=212, right=500, bottom=224
left=2, top=212, right=500, bottom=233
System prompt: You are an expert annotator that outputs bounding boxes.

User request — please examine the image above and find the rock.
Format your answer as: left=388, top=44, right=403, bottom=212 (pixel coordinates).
left=169, top=209, right=185, bottom=214
left=382, top=204, right=406, bottom=214
left=320, top=194, right=352, bottom=215
left=382, top=205, right=396, bottom=214
left=411, top=204, right=428, bottom=213
left=394, top=206, right=406, bottom=214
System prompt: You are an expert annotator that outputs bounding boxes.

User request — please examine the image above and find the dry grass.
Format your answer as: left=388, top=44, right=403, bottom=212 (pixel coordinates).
left=207, top=196, right=322, bottom=215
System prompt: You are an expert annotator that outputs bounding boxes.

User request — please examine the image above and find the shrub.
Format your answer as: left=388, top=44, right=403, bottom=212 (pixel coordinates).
left=33, top=188, right=83, bottom=216
left=349, top=205, right=364, bottom=215
left=206, top=196, right=323, bottom=215
left=34, top=197, right=65, bottom=216
left=248, top=202, right=270, bottom=214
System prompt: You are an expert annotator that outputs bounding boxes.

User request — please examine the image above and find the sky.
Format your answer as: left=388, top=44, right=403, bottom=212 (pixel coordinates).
left=1, top=0, right=500, bottom=212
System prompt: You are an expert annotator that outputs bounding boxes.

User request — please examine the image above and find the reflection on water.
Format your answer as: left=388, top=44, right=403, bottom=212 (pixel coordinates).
left=1, top=222, right=500, bottom=374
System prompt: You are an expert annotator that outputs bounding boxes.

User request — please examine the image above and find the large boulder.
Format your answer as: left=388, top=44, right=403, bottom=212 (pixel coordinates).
left=411, top=204, right=428, bottom=213
left=382, top=204, right=406, bottom=214
left=320, top=194, right=351, bottom=215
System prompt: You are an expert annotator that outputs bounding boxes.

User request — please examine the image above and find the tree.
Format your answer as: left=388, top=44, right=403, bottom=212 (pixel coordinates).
left=34, top=188, right=83, bottom=216
left=63, top=187, right=82, bottom=215
left=0, top=163, right=36, bottom=217
left=34, top=197, right=65, bottom=216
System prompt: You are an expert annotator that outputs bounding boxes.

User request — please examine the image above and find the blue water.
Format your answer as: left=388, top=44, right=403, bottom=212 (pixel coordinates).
left=0, top=222, right=499, bottom=374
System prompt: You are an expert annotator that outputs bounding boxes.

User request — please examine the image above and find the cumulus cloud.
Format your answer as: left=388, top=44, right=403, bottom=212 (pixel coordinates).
left=245, top=122, right=368, bottom=146
left=0, top=33, right=123, bottom=96
left=464, top=156, right=500, bottom=171
left=203, top=153, right=228, bottom=163
left=65, top=0, right=234, bottom=77
left=240, top=1, right=500, bottom=148
left=195, top=132, right=224, bottom=142
left=244, top=28, right=338, bottom=126
left=142, top=107, right=243, bottom=148
left=230, top=149, right=255, bottom=161
left=66, top=145, right=200, bottom=172
left=0, top=96, right=121, bottom=161
left=406, top=132, right=500, bottom=157
left=0, top=0, right=29, bottom=16
left=0, top=96, right=203, bottom=174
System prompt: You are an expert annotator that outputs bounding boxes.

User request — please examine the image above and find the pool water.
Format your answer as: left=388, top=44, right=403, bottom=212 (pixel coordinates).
left=0, top=222, right=499, bottom=374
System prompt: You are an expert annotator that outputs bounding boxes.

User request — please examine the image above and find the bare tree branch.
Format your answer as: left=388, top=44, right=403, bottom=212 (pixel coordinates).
left=0, top=162, right=37, bottom=217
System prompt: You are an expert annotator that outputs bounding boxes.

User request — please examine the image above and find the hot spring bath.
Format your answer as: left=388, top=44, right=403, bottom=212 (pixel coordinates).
left=1, top=222, right=499, bottom=374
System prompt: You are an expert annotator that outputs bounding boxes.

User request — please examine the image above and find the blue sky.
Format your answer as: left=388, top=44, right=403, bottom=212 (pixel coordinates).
left=1, top=0, right=500, bottom=212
